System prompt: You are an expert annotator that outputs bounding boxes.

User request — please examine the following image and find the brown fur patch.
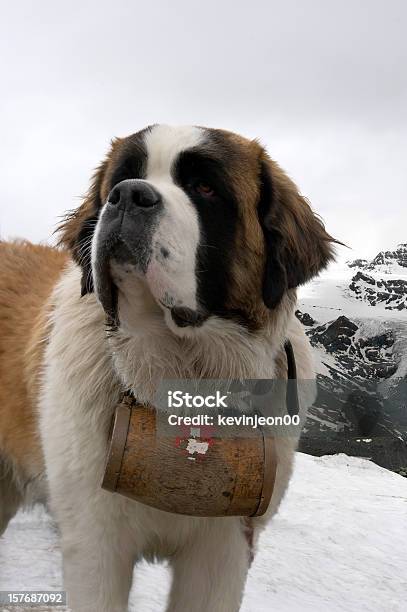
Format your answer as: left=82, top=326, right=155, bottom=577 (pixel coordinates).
left=0, top=241, right=68, bottom=483
left=264, top=155, right=336, bottom=279
left=213, top=133, right=270, bottom=328
left=199, top=130, right=335, bottom=330
left=0, top=453, right=23, bottom=534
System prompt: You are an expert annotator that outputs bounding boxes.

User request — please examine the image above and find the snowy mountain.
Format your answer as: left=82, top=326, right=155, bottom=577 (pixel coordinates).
left=347, top=245, right=407, bottom=310
left=1, top=454, right=406, bottom=612
left=348, top=243, right=407, bottom=274
left=298, top=243, right=407, bottom=475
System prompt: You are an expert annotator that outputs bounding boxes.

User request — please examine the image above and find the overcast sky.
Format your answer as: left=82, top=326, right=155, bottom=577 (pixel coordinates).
left=1, top=0, right=406, bottom=264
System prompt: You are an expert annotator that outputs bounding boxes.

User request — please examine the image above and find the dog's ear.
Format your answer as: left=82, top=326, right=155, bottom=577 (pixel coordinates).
left=258, top=156, right=337, bottom=309
left=57, top=159, right=108, bottom=296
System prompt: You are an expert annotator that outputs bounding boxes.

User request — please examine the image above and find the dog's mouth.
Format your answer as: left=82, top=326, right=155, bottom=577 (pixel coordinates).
left=94, top=245, right=121, bottom=327
left=99, top=279, right=208, bottom=331
left=171, top=307, right=207, bottom=328
left=94, top=243, right=208, bottom=331
left=158, top=300, right=208, bottom=328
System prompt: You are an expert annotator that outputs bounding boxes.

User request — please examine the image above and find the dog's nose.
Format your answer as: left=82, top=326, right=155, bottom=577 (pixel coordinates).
left=108, top=179, right=161, bottom=210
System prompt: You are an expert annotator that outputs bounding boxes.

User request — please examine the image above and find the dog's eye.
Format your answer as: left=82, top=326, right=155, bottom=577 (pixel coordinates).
left=194, top=182, right=216, bottom=198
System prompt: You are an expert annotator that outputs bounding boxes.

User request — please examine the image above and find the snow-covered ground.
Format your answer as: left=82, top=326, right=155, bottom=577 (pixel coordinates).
left=1, top=453, right=406, bottom=612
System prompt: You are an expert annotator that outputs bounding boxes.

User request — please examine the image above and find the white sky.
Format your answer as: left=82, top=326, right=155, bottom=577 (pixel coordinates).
left=1, top=0, right=406, bottom=264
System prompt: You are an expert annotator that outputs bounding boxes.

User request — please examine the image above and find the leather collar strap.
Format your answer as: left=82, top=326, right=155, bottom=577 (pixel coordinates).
left=284, top=340, right=300, bottom=416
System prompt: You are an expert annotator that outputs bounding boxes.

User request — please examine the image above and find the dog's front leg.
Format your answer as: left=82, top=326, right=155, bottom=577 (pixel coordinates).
left=166, top=518, right=251, bottom=612
left=59, top=496, right=140, bottom=612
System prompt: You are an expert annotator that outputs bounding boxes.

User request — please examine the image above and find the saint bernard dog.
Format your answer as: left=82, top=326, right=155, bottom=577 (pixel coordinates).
left=0, top=124, right=336, bottom=612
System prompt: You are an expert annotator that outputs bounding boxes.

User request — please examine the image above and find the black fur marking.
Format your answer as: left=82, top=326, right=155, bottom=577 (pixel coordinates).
left=257, top=161, right=288, bottom=309
left=174, top=149, right=238, bottom=316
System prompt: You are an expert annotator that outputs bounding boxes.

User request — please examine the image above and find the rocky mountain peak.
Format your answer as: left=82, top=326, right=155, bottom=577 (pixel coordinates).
left=348, top=243, right=407, bottom=272
left=349, top=271, right=407, bottom=310
left=310, top=315, right=358, bottom=353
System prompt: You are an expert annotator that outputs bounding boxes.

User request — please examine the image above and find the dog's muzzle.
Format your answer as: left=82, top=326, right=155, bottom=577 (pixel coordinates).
left=93, top=179, right=162, bottom=322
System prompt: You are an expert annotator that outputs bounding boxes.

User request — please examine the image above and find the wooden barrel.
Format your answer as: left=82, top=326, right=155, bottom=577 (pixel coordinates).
left=102, top=395, right=277, bottom=517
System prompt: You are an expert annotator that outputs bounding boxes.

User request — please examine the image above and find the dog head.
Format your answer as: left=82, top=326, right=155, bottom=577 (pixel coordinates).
left=59, top=124, right=336, bottom=335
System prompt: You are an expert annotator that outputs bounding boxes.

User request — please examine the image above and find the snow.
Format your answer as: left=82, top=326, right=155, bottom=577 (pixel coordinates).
left=310, top=342, right=338, bottom=376
left=1, top=453, right=406, bottom=612
left=366, top=262, right=407, bottom=276
left=298, top=258, right=407, bottom=325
